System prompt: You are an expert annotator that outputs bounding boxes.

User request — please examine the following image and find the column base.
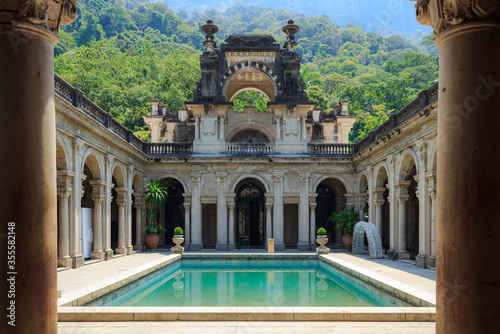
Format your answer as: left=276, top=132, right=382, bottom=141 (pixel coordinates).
left=184, top=243, right=191, bottom=251
left=57, top=256, right=72, bottom=268
left=387, top=249, right=398, bottom=260
left=297, top=243, right=310, bottom=251
left=310, top=243, right=317, bottom=251
left=397, top=251, right=409, bottom=260
left=416, top=254, right=427, bottom=268
left=190, top=243, right=203, bottom=251
left=115, top=247, right=127, bottom=255
left=126, top=246, right=134, bottom=255
left=133, top=244, right=143, bottom=251
left=104, top=249, right=113, bottom=260
left=91, top=251, right=105, bottom=261
left=71, top=254, right=85, bottom=268
left=274, top=242, right=285, bottom=251
left=216, top=243, right=228, bottom=251
left=426, top=256, right=436, bottom=268
left=227, top=243, right=235, bottom=251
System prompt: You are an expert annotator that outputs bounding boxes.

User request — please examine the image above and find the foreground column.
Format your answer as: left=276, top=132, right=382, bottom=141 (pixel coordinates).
left=0, top=2, right=77, bottom=332
left=413, top=2, right=500, bottom=332
left=190, top=173, right=203, bottom=251
left=273, top=173, right=285, bottom=250
left=297, top=173, right=310, bottom=251
left=216, top=173, right=228, bottom=251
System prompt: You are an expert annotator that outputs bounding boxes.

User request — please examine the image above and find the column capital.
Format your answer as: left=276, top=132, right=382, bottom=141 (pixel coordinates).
left=299, top=172, right=310, bottom=183
left=91, top=193, right=105, bottom=204
left=183, top=202, right=191, bottom=209
left=309, top=202, right=317, bottom=210
left=273, top=172, right=284, bottom=183
left=72, top=137, right=85, bottom=154
left=226, top=193, right=236, bottom=203
left=413, top=174, right=420, bottom=184
left=228, top=202, right=236, bottom=210
left=265, top=203, right=273, bottom=210
left=374, top=199, right=385, bottom=207
left=427, top=186, right=437, bottom=199
left=134, top=202, right=143, bottom=209
left=396, top=194, right=410, bottom=205
left=412, top=0, right=500, bottom=35
left=190, top=172, right=202, bottom=183
left=216, top=172, right=228, bottom=182
left=116, top=199, right=127, bottom=207
left=114, top=187, right=128, bottom=200
left=57, top=187, right=72, bottom=198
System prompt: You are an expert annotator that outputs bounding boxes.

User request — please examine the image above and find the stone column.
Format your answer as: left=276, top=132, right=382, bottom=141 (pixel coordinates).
left=273, top=173, right=285, bottom=250
left=183, top=202, right=191, bottom=249
left=70, top=139, right=85, bottom=268
left=126, top=167, right=134, bottom=254
left=427, top=186, right=437, bottom=267
left=374, top=199, right=384, bottom=240
left=367, top=166, right=374, bottom=223
left=298, top=173, right=310, bottom=251
left=115, top=188, right=128, bottom=254
left=216, top=173, right=228, bottom=251
left=134, top=202, right=143, bottom=250
left=413, top=2, right=500, bottom=332
left=357, top=202, right=366, bottom=221
left=90, top=181, right=106, bottom=260
left=309, top=203, right=317, bottom=250
left=228, top=202, right=236, bottom=251
left=190, top=173, right=203, bottom=251
left=57, top=187, right=72, bottom=268
left=103, top=154, right=114, bottom=260
left=395, top=181, right=410, bottom=260
left=0, top=2, right=77, bottom=332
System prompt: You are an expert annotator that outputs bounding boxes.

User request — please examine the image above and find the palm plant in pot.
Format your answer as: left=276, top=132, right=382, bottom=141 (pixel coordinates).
left=144, top=180, right=168, bottom=250
left=327, top=209, right=359, bottom=252
left=171, top=227, right=184, bottom=254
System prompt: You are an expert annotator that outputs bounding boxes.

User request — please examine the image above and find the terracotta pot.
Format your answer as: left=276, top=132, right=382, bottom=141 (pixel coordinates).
left=144, top=233, right=160, bottom=250
left=342, top=233, right=353, bottom=252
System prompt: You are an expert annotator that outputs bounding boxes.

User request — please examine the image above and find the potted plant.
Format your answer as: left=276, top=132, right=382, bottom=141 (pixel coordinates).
left=327, top=209, right=359, bottom=252
left=316, top=227, right=330, bottom=254
left=171, top=227, right=184, bottom=254
left=144, top=180, right=168, bottom=250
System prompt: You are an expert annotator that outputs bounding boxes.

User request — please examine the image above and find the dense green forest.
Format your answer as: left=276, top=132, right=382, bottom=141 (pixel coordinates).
left=55, top=0, right=438, bottom=142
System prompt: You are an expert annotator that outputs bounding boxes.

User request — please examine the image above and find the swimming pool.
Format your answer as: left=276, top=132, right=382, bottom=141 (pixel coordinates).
left=86, top=257, right=413, bottom=307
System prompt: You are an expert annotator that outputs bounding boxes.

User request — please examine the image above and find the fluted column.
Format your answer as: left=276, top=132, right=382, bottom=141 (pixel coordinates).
left=183, top=202, right=191, bottom=249
left=90, top=181, right=106, bottom=260
left=228, top=202, right=236, bottom=251
left=57, top=187, right=72, bottom=268
left=273, top=173, right=285, bottom=250
left=0, top=1, right=77, bottom=332
left=395, top=181, right=410, bottom=260
left=190, top=173, right=203, bottom=251
left=216, top=172, right=228, bottom=251
left=298, top=173, right=310, bottom=250
left=309, top=203, right=317, bottom=250
left=115, top=187, right=128, bottom=254
left=413, top=2, right=500, bottom=332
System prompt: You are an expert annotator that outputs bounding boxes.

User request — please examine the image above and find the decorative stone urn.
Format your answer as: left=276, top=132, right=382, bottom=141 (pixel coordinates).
left=171, top=235, right=184, bottom=254
left=316, top=235, right=330, bottom=254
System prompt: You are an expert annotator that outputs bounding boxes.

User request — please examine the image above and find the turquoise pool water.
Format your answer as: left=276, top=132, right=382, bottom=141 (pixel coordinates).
left=87, top=259, right=408, bottom=307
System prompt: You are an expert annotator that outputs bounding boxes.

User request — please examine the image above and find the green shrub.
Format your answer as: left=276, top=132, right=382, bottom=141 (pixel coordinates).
left=173, top=227, right=183, bottom=235
left=317, top=227, right=327, bottom=235
left=145, top=223, right=166, bottom=234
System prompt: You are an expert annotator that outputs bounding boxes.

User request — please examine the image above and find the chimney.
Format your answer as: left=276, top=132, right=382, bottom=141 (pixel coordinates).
left=340, top=99, right=349, bottom=116
left=151, top=99, right=160, bottom=115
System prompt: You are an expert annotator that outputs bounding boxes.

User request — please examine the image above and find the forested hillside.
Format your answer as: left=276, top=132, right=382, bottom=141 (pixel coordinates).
left=55, top=0, right=438, bottom=142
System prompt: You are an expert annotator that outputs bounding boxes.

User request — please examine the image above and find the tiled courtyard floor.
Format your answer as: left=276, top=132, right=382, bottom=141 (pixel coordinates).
left=58, top=250, right=436, bottom=333
left=57, top=320, right=436, bottom=333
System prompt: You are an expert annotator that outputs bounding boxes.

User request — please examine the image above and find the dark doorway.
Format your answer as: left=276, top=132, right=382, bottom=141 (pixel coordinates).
left=163, top=182, right=185, bottom=246
left=236, top=182, right=265, bottom=248
left=315, top=183, right=336, bottom=246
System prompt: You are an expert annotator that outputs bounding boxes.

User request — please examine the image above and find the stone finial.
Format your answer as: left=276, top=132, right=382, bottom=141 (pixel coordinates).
left=201, top=19, right=219, bottom=52
left=282, top=19, right=300, bottom=52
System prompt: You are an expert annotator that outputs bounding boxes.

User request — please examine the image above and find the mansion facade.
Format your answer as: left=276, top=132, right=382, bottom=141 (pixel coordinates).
left=55, top=21, right=438, bottom=270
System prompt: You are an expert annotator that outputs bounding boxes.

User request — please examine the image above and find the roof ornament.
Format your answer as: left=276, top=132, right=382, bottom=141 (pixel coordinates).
left=201, top=19, right=219, bottom=52
left=282, top=19, right=300, bottom=52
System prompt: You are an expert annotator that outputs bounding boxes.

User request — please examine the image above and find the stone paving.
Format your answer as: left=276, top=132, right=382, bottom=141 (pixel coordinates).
left=57, top=321, right=436, bottom=333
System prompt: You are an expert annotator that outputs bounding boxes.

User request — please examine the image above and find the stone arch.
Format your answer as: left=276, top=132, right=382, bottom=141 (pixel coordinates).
left=55, top=132, right=70, bottom=171
left=158, top=176, right=186, bottom=247
left=358, top=172, right=369, bottom=193
left=221, top=61, right=280, bottom=102
left=374, top=161, right=390, bottom=187
left=230, top=174, right=271, bottom=193
left=312, top=174, right=353, bottom=194
left=226, top=122, right=276, bottom=143
left=398, top=148, right=419, bottom=180
left=352, top=222, right=384, bottom=258
left=81, top=148, right=103, bottom=180
left=157, top=174, right=189, bottom=193
left=111, top=161, right=127, bottom=187
left=132, top=172, right=143, bottom=191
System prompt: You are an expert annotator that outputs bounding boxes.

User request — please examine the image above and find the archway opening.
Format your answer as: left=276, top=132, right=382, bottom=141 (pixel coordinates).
left=406, top=164, right=419, bottom=260
left=235, top=179, right=266, bottom=249
left=315, top=178, right=347, bottom=247
left=161, top=179, right=185, bottom=246
left=225, top=68, right=276, bottom=102
left=232, top=90, right=270, bottom=113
